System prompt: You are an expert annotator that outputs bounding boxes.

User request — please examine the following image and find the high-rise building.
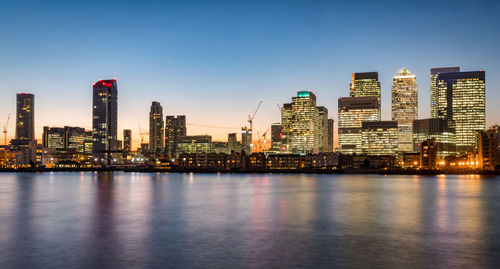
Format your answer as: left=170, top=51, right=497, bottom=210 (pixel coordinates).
left=270, top=123, right=283, bottom=152
left=436, top=71, right=485, bottom=152
left=15, top=93, right=35, bottom=140
left=338, top=96, right=380, bottom=155
left=289, top=91, right=320, bottom=154
left=42, top=126, right=92, bottom=154
left=327, top=119, right=334, bottom=152
left=241, top=127, right=252, bottom=154
left=123, top=129, right=131, bottom=152
left=227, top=133, right=238, bottom=152
left=280, top=103, right=293, bottom=152
left=350, top=72, right=381, bottom=119
left=392, top=68, right=418, bottom=152
left=92, top=79, right=118, bottom=161
left=430, top=67, right=460, bottom=118
left=149, top=101, right=164, bottom=154
left=165, top=115, right=186, bottom=158
left=412, top=118, right=455, bottom=159
left=318, top=106, right=329, bottom=153
left=361, top=121, right=398, bottom=156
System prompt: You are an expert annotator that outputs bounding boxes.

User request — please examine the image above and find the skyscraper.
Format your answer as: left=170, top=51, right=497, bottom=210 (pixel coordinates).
left=413, top=118, right=456, bottom=158
left=361, top=121, right=398, bottom=156
left=430, top=67, right=460, bottom=118
left=15, top=93, right=35, bottom=140
left=92, top=79, right=118, bottom=161
left=241, top=127, right=252, bottom=154
left=392, top=68, right=418, bottom=152
left=227, top=133, right=238, bottom=152
left=327, top=119, right=334, bottom=152
left=289, top=91, right=321, bottom=154
left=350, top=72, right=381, bottom=119
left=436, top=71, right=485, bottom=152
left=123, top=129, right=132, bottom=152
left=165, top=115, right=186, bottom=158
left=149, top=101, right=164, bottom=154
left=318, top=106, right=329, bottom=152
left=338, top=96, right=380, bottom=154
left=280, top=103, right=293, bottom=152
left=270, top=123, right=283, bottom=152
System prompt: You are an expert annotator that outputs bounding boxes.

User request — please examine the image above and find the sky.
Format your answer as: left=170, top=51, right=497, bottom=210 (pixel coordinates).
left=0, top=0, right=499, bottom=148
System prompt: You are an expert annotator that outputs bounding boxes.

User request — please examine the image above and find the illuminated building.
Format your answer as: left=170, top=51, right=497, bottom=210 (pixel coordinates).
left=436, top=71, right=485, bottom=152
left=338, top=96, right=380, bottom=154
left=15, top=93, right=35, bottom=140
left=289, top=91, right=321, bottom=154
left=149, top=101, right=164, bottom=154
left=318, top=106, right=330, bottom=152
left=477, top=127, right=499, bottom=171
left=361, top=121, right=398, bottom=156
left=42, top=127, right=65, bottom=149
left=241, top=127, right=252, bottom=154
left=42, top=126, right=92, bottom=154
left=412, top=118, right=455, bottom=159
left=270, top=123, right=283, bottom=152
left=92, top=79, right=118, bottom=161
left=392, top=68, right=418, bottom=152
left=165, top=115, right=186, bottom=158
left=420, top=138, right=438, bottom=169
left=177, top=135, right=212, bottom=154
left=430, top=67, right=460, bottom=118
left=123, top=129, right=131, bottom=152
left=350, top=72, right=381, bottom=119
left=280, top=103, right=293, bottom=152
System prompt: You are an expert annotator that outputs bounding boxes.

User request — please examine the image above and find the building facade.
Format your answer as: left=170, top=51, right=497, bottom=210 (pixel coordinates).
left=412, top=118, right=455, bottom=159
left=317, top=106, right=329, bottom=153
left=289, top=91, right=320, bottom=154
left=338, top=96, right=380, bottom=154
left=123, top=129, right=131, bottom=152
left=436, top=71, right=486, bottom=152
left=92, top=79, right=118, bottom=161
left=15, top=93, right=35, bottom=140
left=361, top=121, right=398, bottom=156
left=430, top=67, right=460, bottom=118
left=149, top=101, right=164, bottom=154
left=165, top=115, right=186, bottom=158
left=392, top=68, right=418, bottom=152
left=177, top=135, right=212, bottom=154
left=350, top=72, right=381, bottom=119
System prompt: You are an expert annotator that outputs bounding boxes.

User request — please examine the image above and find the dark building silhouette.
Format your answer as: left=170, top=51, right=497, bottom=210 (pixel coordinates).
left=92, top=79, right=118, bottom=161
left=149, top=102, right=164, bottom=154
left=15, top=93, right=35, bottom=140
left=123, top=129, right=131, bottom=152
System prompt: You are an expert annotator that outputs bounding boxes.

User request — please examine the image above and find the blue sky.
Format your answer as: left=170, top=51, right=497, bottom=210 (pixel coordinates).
left=0, top=0, right=499, bottom=146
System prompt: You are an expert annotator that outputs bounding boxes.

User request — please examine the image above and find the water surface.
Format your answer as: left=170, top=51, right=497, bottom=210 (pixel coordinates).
left=0, top=172, right=499, bottom=268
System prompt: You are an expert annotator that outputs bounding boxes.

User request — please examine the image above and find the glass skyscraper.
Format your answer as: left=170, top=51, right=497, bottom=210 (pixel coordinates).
left=350, top=72, right=381, bottom=119
left=92, top=79, right=118, bottom=161
left=430, top=67, right=460, bottom=118
left=392, top=68, right=418, bottom=152
left=165, top=115, right=186, bottom=158
left=338, top=96, right=380, bottom=155
left=15, top=93, right=35, bottom=140
left=436, top=71, right=485, bottom=152
left=361, top=121, right=398, bottom=156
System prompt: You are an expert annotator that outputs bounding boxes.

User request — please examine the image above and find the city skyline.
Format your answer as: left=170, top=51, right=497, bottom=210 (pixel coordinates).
left=1, top=0, right=499, bottom=148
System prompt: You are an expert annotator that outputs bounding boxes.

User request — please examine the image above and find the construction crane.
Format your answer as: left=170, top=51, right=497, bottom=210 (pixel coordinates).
left=138, top=124, right=149, bottom=144
left=276, top=102, right=281, bottom=113
left=3, top=114, right=10, bottom=146
left=255, top=128, right=270, bottom=152
left=247, top=99, right=263, bottom=132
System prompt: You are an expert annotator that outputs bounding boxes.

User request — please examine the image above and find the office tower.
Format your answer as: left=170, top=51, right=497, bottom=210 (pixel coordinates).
left=270, top=123, right=283, bottom=151
left=227, top=133, right=238, bottom=152
left=436, top=71, right=485, bottom=152
left=149, top=101, right=164, bottom=154
left=280, top=103, right=293, bottom=152
left=15, top=93, right=35, bottom=140
left=412, top=118, right=455, bottom=159
left=338, top=96, right=380, bottom=154
left=241, top=127, right=252, bottom=154
left=361, top=121, right=398, bottom=156
left=350, top=72, right=381, bottom=119
left=318, top=106, right=329, bottom=153
left=430, top=67, right=460, bottom=118
left=477, top=127, right=499, bottom=171
left=42, top=126, right=92, bottom=154
left=92, top=79, right=118, bottom=161
left=288, top=91, right=321, bottom=154
left=327, top=119, right=334, bottom=152
left=165, top=115, right=186, bottom=158
left=177, top=135, right=212, bottom=154
left=392, top=68, right=418, bottom=152
left=123, top=129, right=131, bottom=152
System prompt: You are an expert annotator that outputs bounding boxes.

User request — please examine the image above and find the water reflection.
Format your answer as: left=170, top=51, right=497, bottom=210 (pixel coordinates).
left=0, top=173, right=499, bottom=268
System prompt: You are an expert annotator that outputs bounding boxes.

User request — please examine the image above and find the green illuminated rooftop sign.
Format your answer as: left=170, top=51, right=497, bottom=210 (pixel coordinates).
left=297, top=91, right=310, bottom=97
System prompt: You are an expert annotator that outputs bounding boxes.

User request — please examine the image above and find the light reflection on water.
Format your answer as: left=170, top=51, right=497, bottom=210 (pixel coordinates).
left=0, top=172, right=499, bottom=268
